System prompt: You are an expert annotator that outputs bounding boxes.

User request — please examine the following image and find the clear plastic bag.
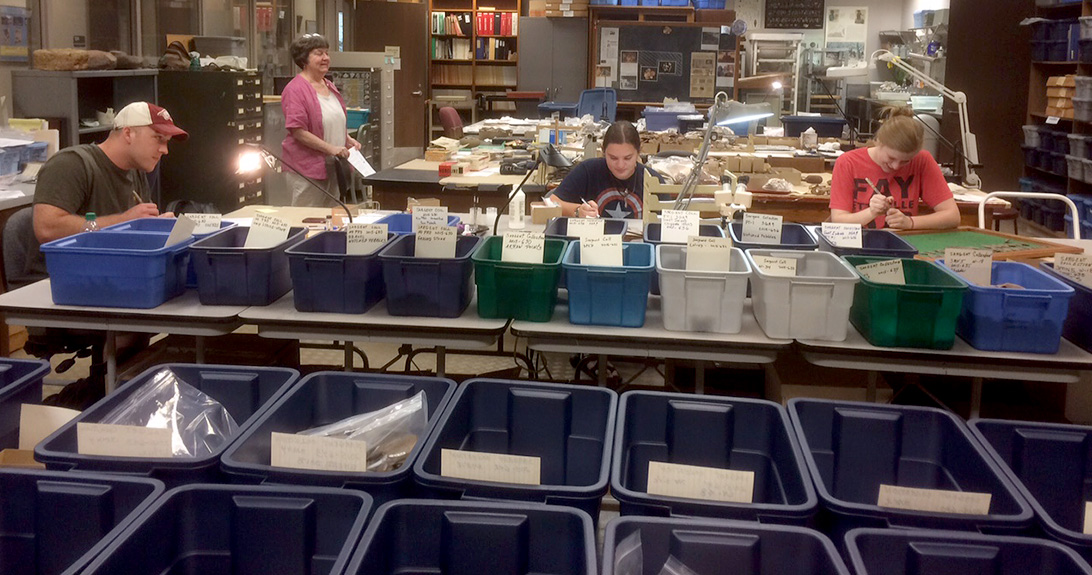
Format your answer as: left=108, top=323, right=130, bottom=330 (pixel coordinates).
left=99, top=367, right=238, bottom=457
left=299, top=390, right=427, bottom=472
left=613, top=530, right=643, bottom=575
left=657, top=556, right=700, bottom=575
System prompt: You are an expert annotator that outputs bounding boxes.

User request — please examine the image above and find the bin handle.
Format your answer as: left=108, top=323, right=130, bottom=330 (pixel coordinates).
left=979, top=191, right=1080, bottom=239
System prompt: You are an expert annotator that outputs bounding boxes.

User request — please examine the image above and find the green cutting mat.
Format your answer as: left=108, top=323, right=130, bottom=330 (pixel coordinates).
left=902, top=230, right=1043, bottom=259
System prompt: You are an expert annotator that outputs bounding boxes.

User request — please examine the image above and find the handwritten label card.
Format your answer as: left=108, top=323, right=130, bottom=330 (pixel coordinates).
left=345, top=223, right=388, bottom=255
left=877, top=484, right=992, bottom=516
left=580, top=235, right=623, bottom=267
left=857, top=259, right=905, bottom=285
left=821, top=222, right=863, bottom=249
left=164, top=214, right=196, bottom=247
left=187, top=213, right=223, bottom=235
left=1084, top=501, right=1092, bottom=534
left=413, top=205, right=448, bottom=232
left=77, top=423, right=173, bottom=458
left=1056, top=253, right=1092, bottom=289
left=646, top=461, right=754, bottom=503
left=440, top=448, right=541, bottom=485
left=19, top=404, right=79, bottom=450
left=244, top=213, right=290, bottom=248
left=741, top=213, right=783, bottom=244
left=270, top=432, right=369, bottom=472
left=686, top=236, right=733, bottom=272
left=944, top=248, right=993, bottom=286
left=501, top=231, right=545, bottom=263
left=661, top=210, right=701, bottom=244
left=751, top=255, right=797, bottom=277
left=566, top=217, right=604, bottom=239
left=414, top=224, right=457, bottom=258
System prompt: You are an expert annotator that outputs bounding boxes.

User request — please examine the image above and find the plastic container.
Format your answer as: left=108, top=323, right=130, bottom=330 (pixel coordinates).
left=20, top=141, right=48, bottom=168
left=81, top=484, right=373, bottom=575
left=1055, top=151, right=1071, bottom=175
left=35, top=363, right=299, bottom=487
left=346, top=108, right=371, bottom=130
left=937, top=260, right=1075, bottom=353
left=1040, top=261, right=1092, bottom=352
left=1024, top=125, right=1042, bottom=148
left=603, top=516, right=851, bottom=575
left=729, top=222, right=818, bottom=251
left=645, top=222, right=726, bottom=295
left=190, top=226, right=308, bottom=306
left=590, top=0, right=619, bottom=4
left=639, top=0, right=659, bottom=5
left=1033, top=40, right=1050, bottom=62
left=845, top=528, right=1092, bottom=575
left=222, top=371, right=457, bottom=505
left=0, top=469, right=164, bottom=575
left=0, top=148, right=17, bottom=176
left=692, top=0, right=727, bottom=7
left=787, top=399, right=1035, bottom=542
left=1071, top=133, right=1090, bottom=158
left=610, top=390, right=816, bottom=523
left=1041, top=129, right=1058, bottom=152
left=374, top=212, right=461, bottom=234
left=41, top=231, right=193, bottom=308
left=413, top=378, right=618, bottom=521
left=1076, top=97, right=1092, bottom=122
left=286, top=230, right=395, bottom=314
left=378, top=233, right=481, bottom=318
left=100, top=217, right=239, bottom=288
left=1057, top=131, right=1073, bottom=155
left=347, top=499, right=596, bottom=575
left=656, top=244, right=750, bottom=333
left=781, top=115, right=847, bottom=138
left=0, top=358, right=50, bottom=450
left=563, top=241, right=654, bottom=327
left=1083, top=158, right=1092, bottom=183
left=1023, top=145, right=1042, bottom=168
left=642, top=107, right=685, bottom=131
left=1082, top=17, right=1092, bottom=41
left=472, top=235, right=567, bottom=321
left=659, top=0, right=689, bottom=5
left=1070, top=154, right=1086, bottom=180
left=544, top=216, right=628, bottom=240
left=746, top=249, right=860, bottom=341
left=1043, top=200, right=1068, bottom=230
left=845, top=256, right=968, bottom=349
left=816, top=229, right=919, bottom=258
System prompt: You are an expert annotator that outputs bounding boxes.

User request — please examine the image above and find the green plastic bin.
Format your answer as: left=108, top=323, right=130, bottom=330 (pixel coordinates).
left=472, top=236, right=567, bottom=321
left=844, top=256, right=968, bottom=349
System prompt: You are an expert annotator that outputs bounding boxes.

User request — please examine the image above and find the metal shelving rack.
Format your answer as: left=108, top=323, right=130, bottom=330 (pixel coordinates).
left=748, top=32, right=803, bottom=116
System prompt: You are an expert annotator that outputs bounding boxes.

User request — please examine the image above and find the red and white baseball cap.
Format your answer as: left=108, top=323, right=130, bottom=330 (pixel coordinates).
left=113, top=102, right=189, bottom=141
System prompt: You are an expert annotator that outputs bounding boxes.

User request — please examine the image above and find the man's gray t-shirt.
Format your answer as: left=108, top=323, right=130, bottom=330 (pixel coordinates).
left=34, top=144, right=150, bottom=216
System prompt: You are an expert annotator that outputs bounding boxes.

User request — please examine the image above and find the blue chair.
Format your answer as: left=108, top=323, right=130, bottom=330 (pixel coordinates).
left=538, top=88, right=617, bottom=122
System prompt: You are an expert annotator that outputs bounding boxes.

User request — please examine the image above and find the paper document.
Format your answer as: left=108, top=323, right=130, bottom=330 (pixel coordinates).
left=348, top=148, right=376, bottom=177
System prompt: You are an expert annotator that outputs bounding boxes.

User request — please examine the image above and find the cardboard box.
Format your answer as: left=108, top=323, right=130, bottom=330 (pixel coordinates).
left=465, top=153, right=490, bottom=171
left=528, top=0, right=547, bottom=16
left=407, top=197, right=442, bottom=210
left=1047, top=87, right=1075, bottom=98
left=424, top=148, right=452, bottom=162
left=640, top=141, right=659, bottom=154
left=0, top=449, right=44, bottom=469
left=1049, top=97, right=1074, bottom=109
left=1047, top=75, right=1076, bottom=87
left=438, top=161, right=457, bottom=177
left=546, top=10, right=588, bottom=17
left=1046, top=107, right=1075, bottom=119
left=531, top=202, right=563, bottom=225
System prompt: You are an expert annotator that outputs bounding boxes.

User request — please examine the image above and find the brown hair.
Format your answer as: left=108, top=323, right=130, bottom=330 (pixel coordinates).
left=874, top=106, right=924, bottom=154
left=602, top=120, right=640, bottom=151
left=290, top=34, right=330, bottom=69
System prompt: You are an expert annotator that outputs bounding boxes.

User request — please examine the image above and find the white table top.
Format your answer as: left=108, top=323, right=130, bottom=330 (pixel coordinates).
left=0, top=182, right=35, bottom=212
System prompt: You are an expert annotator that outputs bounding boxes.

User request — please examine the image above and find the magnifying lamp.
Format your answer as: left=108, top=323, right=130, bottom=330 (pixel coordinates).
left=236, top=143, right=354, bottom=223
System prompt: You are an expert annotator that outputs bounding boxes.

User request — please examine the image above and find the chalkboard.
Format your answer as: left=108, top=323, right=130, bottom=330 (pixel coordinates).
left=593, top=22, right=739, bottom=104
left=765, top=0, right=824, bottom=30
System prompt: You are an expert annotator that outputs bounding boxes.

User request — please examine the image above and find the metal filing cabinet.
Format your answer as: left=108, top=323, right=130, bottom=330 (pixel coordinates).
left=157, top=70, right=265, bottom=213
left=330, top=68, right=382, bottom=169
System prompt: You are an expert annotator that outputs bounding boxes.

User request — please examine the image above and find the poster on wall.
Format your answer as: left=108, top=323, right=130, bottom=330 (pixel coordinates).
left=690, top=51, right=716, bottom=99
left=825, top=7, right=867, bottom=66
left=0, top=6, right=29, bottom=63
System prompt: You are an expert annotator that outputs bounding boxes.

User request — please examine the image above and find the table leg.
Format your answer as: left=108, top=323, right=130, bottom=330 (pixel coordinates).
left=105, top=330, right=117, bottom=393
left=694, top=360, right=705, bottom=395
left=970, top=376, right=983, bottom=419
left=866, top=371, right=878, bottom=403
left=195, top=336, right=206, bottom=364
left=344, top=341, right=353, bottom=371
left=598, top=354, right=608, bottom=387
left=763, top=363, right=782, bottom=404
left=436, top=347, right=446, bottom=378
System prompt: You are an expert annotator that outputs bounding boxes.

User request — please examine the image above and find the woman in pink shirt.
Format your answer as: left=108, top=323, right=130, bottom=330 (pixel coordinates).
left=281, top=34, right=361, bottom=206
left=829, top=106, right=959, bottom=230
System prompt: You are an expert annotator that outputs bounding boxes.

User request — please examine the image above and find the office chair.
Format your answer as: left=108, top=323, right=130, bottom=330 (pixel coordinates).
left=438, top=107, right=464, bottom=139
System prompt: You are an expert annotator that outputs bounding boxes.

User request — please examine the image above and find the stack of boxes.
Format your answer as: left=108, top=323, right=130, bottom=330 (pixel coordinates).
left=544, top=0, right=588, bottom=17
left=1046, top=75, right=1076, bottom=119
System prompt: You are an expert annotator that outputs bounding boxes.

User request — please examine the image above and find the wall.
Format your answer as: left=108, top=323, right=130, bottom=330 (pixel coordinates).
left=203, top=0, right=235, bottom=37
left=44, top=0, right=86, bottom=48
left=903, top=0, right=948, bottom=30
left=0, top=0, right=35, bottom=125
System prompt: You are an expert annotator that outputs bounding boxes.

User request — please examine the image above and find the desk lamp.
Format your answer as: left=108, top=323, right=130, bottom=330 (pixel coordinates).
left=236, top=143, right=354, bottom=223
left=493, top=143, right=571, bottom=236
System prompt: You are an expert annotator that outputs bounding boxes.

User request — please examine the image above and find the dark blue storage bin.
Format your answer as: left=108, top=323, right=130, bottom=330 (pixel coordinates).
left=1040, top=262, right=1092, bottom=352
left=0, top=358, right=50, bottom=449
left=285, top=230, right=395, bottom=314
left=693, top=0, right=727, bottom=7
left=1033, top=41, right=1050, bottom=61
left=81, top=484, right=372, bottom=575
left=970, top=418, right=1092, bottom=564
left=589, top=0, right=619, bottom=4
left=413, top=379, right=618, bottom=522
left=845, top=528, right=1092, bottom=575
left=0, top=469, right=164, bottom=575
left=101, top=217, right=238, bottom=288
left=786, top=399, right=1034, bottom=544
left=347, top=499, right=596, bottom=575
left=377, top=233, right=481, bottom=317
left=603, top=516, right=851, bottom=575
left=190, top=226, right=308, bottom=306
left=781, top=115, right=846, bottom=138
left=610, top=390, right=817, bottom=523
left=375, top=212, right=461, bottom=234
left=729, top=222, right=818, bottom=251
left=563, top=241, right=654, bottom=327
left=936, top=260, right=1075, bottom=354
left=545, top=216, right=629, bottom=240
left=1024, top=145, right=1041, bottom=168
left=222, top=371, right=457, bottom=505
left=816, top=228, right=919, bottom=258
left=644, top=222, right=725, bottom=295
left=35, top=364, right=299, bottom=488
left=41, top=231, right=193, bottom=308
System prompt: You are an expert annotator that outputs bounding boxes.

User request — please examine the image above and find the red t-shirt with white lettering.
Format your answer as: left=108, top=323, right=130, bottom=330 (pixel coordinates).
left=829, top=147, right=952, bottom=229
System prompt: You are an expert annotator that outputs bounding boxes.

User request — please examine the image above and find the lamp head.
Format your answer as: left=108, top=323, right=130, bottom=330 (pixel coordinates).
left=714, top=101, right=775, bottom=127
left=236, top=144, right=276, bottom=174
left=539, top=143, right=573, bottom=168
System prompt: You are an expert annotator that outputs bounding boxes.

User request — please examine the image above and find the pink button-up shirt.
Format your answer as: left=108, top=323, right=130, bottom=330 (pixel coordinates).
left=281, top=74, right=348, bottom=180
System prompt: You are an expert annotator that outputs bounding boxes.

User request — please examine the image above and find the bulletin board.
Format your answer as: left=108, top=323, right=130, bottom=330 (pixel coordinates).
left=764, top=0, right=824, bottom=30
left=592, top=22, right=739, bottom=105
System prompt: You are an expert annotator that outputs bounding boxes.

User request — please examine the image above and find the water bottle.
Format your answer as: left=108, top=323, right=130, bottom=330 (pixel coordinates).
left=82, top=212, right=98, bottom=232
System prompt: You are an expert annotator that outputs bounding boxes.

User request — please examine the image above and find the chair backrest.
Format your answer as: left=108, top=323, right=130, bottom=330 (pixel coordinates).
left=577, top=88, right=617, bottom=123
left=2, top=206, right=47, bottom=292
left=437, top=107, right=464, bottom=139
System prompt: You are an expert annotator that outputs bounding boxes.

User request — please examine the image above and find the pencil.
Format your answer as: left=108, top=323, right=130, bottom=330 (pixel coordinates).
left=131, top=190, right=143, bottom=205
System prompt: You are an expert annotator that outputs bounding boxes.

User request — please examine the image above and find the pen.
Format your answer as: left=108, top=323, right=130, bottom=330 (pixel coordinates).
left=579, top=198, right=595, bottom=218
left=131, top=190, right=144, bottom=205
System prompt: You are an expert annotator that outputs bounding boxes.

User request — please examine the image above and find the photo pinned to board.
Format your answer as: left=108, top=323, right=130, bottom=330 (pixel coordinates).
left=641, top=66, right=658, bottom=82
left=658, top=60, right=677, bottom=75
left=700, top=28, right=720, bottom=50
left=620, top=76, right=637, bottom=90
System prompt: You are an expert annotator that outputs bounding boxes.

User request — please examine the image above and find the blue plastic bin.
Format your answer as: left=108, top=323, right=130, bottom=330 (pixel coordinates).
left=378, top=233, right=481, bottom=317
left=970, top=418, right=1092, bottom=563
left=81, top=484, right=373, bottom=575
left=374, top=212, right=461, bottom=234
left=786, top=399, right=1034, bottom=543
left=41, top=231, right=193, bottom=308
left=589, top=0, right=618, bottom=4
left=645, top=222, right=726, bottom=295
left=936, top=260, right=1075, bottom=354
left=222, top=371, right=456, bottom=505
left=347, top=499, right=596, bottom=575
left=845, top=528, right=1092, bottom=575
left=0, top=358, right=50, bottom=449
left=642, top=107, right=685, bottom=131
left=190, top=226, right=308, bottom=306
left=413, top=379, right=618, bottom=522
left=610, top=390, right=817, bottom=523
left=0, top=148, right=17, bottom=176
left=563, top=241, right=654, bottom=327
left=692, top=0, right=726, bottom=7
left=19, top=141, right=47, bottom=168
left=1040, top=262, right=1092, bottom=352
left=0, top=469, right=164, bottom=575
left=100, top=217, right=238, bottom=288
left=35, top=364, right=299, bottom=487
left=603, top=516, right=851, bottom=575
left=545, top=217, right=629, bottom=241
left=286, top=230, right=395, bottom=314
left=729, top=221, right=818, bottom=251
left=782, top=115, right=847, bottom=138
left=346, top=108, right=371, bottom=130
left=816, top=229, right=919, bottom=258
